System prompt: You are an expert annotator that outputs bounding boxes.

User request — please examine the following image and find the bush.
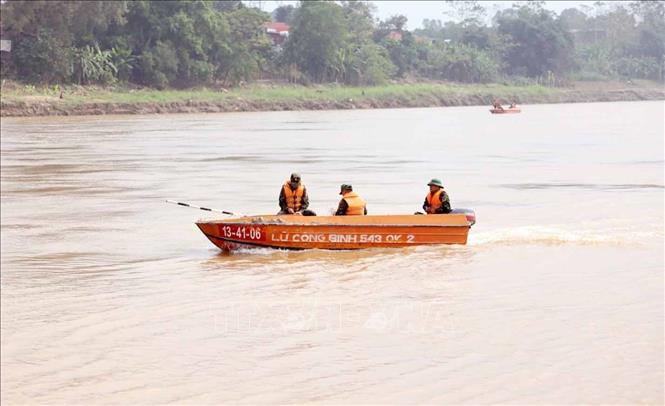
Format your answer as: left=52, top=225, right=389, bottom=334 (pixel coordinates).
left=109, top=47, right=136, bottom=82
left=189, top=60, right=215, bottom=86
left=345, top=43, right=395, bottom=85
left=498, top=75, right=537, bottom=86
left=11, top=30, right=73, bottom=83
left=138, top=42, right=178, bottom=89
left=613, top=56, right=663, bottom=80
left=72, top=45, right=117, bottom=85
left=569, top=70, right=611, bottom=81
left=421, top=43, right=499, bottom=83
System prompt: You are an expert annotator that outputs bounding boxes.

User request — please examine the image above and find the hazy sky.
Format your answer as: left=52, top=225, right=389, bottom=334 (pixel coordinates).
left=367, top=1, right=592, bottom=28
left=258, top=1, right=606, bottom=29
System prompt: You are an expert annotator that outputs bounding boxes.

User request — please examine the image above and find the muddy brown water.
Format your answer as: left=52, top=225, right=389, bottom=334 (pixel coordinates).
left=1, top=101, right=663, bottom=404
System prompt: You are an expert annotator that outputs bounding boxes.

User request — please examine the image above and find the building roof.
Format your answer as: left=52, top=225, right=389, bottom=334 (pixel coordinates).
left=386, top=30, right=403, bottom=41
left=265, top=22, right=289, bottom=35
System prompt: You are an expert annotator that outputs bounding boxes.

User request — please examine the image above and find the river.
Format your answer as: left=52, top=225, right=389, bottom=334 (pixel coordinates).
left=1, top=101, right=663, bottom=404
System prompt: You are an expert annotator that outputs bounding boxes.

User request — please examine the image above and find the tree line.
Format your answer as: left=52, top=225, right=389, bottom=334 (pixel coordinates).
left=0, top=0, right=663, bottom=89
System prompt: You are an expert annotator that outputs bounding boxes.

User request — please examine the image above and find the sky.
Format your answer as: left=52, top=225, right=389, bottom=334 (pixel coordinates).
left=256, top=1, right=603, bottom=29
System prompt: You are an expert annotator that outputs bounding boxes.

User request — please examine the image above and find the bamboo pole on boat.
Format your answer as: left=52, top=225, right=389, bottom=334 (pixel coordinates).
left=166, top=200, right=241, bottom=216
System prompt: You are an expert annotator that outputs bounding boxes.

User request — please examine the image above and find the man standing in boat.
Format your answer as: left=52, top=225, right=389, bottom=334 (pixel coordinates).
left=335, top=184, right=367, bottom=215
left=423, top=178, right=451, bottom=214
left=278, top=173, right=315, bottom=215
left=492, top=99, right=504, bottom=111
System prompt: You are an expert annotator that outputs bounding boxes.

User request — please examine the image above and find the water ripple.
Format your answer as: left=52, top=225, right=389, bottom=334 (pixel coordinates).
left=498, top=182, right=664, bottom=190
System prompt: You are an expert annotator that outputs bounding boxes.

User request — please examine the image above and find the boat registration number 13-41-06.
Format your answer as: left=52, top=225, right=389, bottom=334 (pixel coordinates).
left=221, top=225, right=263, bottom=240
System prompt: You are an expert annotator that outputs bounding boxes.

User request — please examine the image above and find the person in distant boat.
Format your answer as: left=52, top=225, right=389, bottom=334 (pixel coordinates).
left=492, top=99, right=504, bottom=110
left=509, top=102, right=516, bottom=108
left=335, top=184, right=367, bottom=215
left=278, top=173, right=315, bottom=215
left=423, top=178, right=451, bottom=214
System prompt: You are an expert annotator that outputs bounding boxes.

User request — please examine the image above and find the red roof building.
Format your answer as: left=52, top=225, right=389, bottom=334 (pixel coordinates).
left=386, top=30, right=403, bottom=41
left=265, top=22, right=289, bottom=46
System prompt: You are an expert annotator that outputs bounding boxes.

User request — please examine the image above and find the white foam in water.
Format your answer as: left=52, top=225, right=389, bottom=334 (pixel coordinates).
left=230, top=246, right=288, bottom=256
left=469, top=223, right=663, bottom=246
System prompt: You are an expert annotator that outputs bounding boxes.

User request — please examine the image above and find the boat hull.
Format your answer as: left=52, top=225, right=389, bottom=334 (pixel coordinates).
left=196, top=214, right=473, bottom=251
left=490, top=108, right=521, bottom=114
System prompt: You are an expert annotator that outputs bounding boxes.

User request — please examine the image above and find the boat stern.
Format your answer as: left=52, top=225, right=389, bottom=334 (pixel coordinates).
left=451, top=208, right=476, bottom=226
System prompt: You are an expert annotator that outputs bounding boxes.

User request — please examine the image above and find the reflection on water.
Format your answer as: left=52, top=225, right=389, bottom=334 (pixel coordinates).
left=1, top=101, right=663, bottom=404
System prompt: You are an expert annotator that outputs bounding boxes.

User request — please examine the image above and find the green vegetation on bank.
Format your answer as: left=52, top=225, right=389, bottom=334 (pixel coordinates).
left=0, top=80, right=563, bottom=105
left=3, top=79, right=663, bottom=117
left=1, top=0, right=663, bottom=91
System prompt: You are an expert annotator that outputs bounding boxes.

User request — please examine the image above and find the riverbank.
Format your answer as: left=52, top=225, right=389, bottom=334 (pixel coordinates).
left=1, top=80, right=663, bottom=117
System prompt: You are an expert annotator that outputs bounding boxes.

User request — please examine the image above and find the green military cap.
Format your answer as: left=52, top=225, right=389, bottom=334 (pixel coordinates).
left=427, top=178, right=443, bottom=187
left=339, top=184, right=353, bottom=194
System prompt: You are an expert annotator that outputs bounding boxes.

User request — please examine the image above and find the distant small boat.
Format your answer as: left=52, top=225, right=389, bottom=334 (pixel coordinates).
left=196, top=210, right=476, bottom=252
left=490, top=106, right=521, bottom=114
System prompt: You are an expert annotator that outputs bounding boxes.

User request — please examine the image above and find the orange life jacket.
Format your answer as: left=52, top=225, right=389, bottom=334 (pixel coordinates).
left=342, top=192, right=366, bottom=215
left=426, top=189, right=443, bottom=214
left=283, top=182, right=305, bottom=211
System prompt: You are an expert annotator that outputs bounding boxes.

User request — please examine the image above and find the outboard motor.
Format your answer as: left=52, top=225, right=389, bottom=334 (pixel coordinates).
left=451, top=208, right=476, bottom=226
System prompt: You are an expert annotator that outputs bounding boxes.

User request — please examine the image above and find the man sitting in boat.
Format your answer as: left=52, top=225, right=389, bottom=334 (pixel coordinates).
left=492, top=99, right=504, bottom=111
left=509, top=102, right=516, bottom=108
left=335, top=184, right=367, bottom=215
left=278, top=173, right=315, bottom=216
left=423, top=178, right=451, bottom=214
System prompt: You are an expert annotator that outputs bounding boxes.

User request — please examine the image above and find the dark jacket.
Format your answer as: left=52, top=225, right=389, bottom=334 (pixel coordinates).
left=423, top=190, right=451, bottom=214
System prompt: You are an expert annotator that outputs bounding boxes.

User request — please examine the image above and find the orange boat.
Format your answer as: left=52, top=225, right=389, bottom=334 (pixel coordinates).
left=490, top=107, right=521, bottom=114
left=196, top=210, right=476, bottom=251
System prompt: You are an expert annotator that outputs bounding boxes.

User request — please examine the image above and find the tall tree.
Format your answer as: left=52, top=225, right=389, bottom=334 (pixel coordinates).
left=630, top=0, right=665, bottom=59
left=443, top=0, right=487, bottom=26
left=559, top=8, right=588, bottom=31
left=120, top=0, right=232, bottom=88
left=223, top=6, right=272, bottom=84
left=0, top=0, right=127, bottom=82
left=0, top=0, right=127, bottom=42
left=272, top=4, right=296, bottom=24
left=495, top=5, right=575, bottom=76
left=339, top=1, right=394, bottom=84
left=213, top=0, right=243, bottom=12
left=383, top=15, right=408, bottom=31
left=284, top=1, right=346, bottom=82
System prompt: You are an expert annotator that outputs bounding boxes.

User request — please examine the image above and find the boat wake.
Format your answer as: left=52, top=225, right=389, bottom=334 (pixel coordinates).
left=469, top=224, right=662, bottom=246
